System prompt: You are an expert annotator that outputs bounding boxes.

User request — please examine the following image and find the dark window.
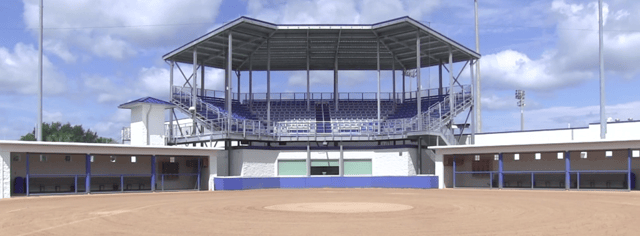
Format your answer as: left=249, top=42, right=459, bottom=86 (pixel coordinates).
left=162, top=162, right=179, bottom=180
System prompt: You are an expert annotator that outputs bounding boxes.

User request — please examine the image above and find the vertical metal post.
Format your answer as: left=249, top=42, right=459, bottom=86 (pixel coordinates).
left=531, top=172, right=534, bottom=189
left=402, top=70, right=406, bottom=103
left=26, top=153, right=30, bottom=196
left=339, top=144, right=344, bottom=177
left=192, top=48, right=198, bottom=135
left=161, top=175, right=164, bottom=191
left=417, top=137, right=422, bottom=174
left=628, top=149, right=632, bottom=191
left=449, top=48, right=454, bottom=116
left=74, top=175, right=78, bottom=194
left=306, top=143, right=311, bottom=177
left=198, top=157, right=202, bottom=191
left=416, top=32, right=422, bottom=130
left=237, top=72, right=241, bottom=99
left=469, top=60, right=475, bottom=144
left=377, top=40, right=381, bottom=134
left=565, top=151, right=571, bottom=190
left=438, top=62, right=443, bottom=96
left=37, top=0, right=43, bottom=142
left=452, top=155, right=456, bottom=188
left=474, top=0, right=482, bottom=133
left=577, top=172, right=580, bottom=190
left=598, top=0, right=606, bottom=139
left=498, top=153, right=503, bottom=189
left=227, top=33, right=233, bottom=134
left=121, top=175, right=124, bottom=192
left=334, top=57, right=339, bottom=111
left=392, top=62, right=396, bottom=102
left=201, top=62, right=205, bottom=97
left=249, top=56, right=253, bottom=108
left=267, top=38, right=271, bottom=125
left=169, top=61, right=174, bottom=141
left=307, top=30, right=311, bottom=111
left=85, top=154, right=91, bottom=194
left=151, top=155, right=156, bottom=191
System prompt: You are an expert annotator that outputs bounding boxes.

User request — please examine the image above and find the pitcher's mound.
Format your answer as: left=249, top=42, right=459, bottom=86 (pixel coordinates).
left=265, top=202, right=413, bottom=213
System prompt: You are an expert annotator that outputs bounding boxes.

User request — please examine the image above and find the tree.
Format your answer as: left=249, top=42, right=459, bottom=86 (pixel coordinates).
left=20, top=122, right=115, bottom=143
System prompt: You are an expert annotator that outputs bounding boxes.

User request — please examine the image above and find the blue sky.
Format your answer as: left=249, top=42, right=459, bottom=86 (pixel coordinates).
left=2, top=0, right=640, bottom=140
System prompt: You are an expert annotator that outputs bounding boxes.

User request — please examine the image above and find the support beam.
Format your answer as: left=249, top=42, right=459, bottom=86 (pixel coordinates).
left=416, top=33, right=422, bottom=130
left=339, top=144, right=344, bottom=176
left=598, top=0, right=606, bottom=139
left=192, top=48, right=198, bottom=135
left=267, top=38, right=271, bottom=125
left=628, top=149, right=632, bottom=191
left=449, top=48, right=454, bottom=118
left=237, top=72, right=241, bottom=98
left=169, top=61, right=174, bottom=142
left=85, top=154, right=91, bottom=194
left=438, top=62, right=443, bottom=96
left=151, top=155, right=156, bottom=191
left=306, top=31, right=311, bottom=111
left=26, top=153, right=30, bottom=196
left=469, top=60, right=475, bottom=144
left=334, top=57, right=339, bottom=111
left=452, top=155, right=456, bottom=188
left=565, top=151, right=570, bottom=190
left=377, top=40, right=381, bottom=134
left=200, top=62, right=205, bottom=96
left=249, top=56, right=253, bottom=108
left=197, top=157, right=201, bottom=191
left=306, top=143, right=311, bottom=177
left=227, top=33, right=233, bottom=134
left=417, top=137, right=422, bottom=174
left=498, top=153, right=503, bottom=189
left=392, top=62, right=396, bottom=102
left=402, top=70, right=406, bottom=103
left=475, top=0, right=482, bottom=133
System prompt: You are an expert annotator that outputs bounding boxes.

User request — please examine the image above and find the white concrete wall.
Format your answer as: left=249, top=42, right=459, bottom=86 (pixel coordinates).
left=130, top=105, right=166, bottom=146
left=228, top=147, right=426, bottom=178
left=476, top=121, right=640, bottom=146
left=1, top=151, right=10, bottom=199
left=208, top=150, right=228, bottom=191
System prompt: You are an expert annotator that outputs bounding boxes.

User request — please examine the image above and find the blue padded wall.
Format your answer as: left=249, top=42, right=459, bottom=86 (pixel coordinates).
left=214, top=176, right=438, bottom=190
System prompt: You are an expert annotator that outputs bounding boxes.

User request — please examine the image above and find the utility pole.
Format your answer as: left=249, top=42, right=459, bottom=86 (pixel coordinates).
left=598, top=0, right=606, bottom=139
left=474, top=0, right=482, bottom=133
left=37, top=0, right=43, bottom=141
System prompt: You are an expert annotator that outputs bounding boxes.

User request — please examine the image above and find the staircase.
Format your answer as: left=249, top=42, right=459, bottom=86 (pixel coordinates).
left=315, top=103, right=331, bottom=133
left=420, top=88, right=473, bottom=145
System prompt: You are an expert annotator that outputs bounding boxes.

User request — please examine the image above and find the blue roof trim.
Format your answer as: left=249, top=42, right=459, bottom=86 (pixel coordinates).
left=118, top=97, right=174, bottom=108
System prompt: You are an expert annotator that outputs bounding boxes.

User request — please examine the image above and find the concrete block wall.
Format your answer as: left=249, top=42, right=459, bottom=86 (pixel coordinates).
left=1, top=151, right=10, bottom=199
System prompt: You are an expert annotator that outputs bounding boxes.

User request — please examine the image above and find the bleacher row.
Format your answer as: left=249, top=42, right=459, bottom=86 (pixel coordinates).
left=176, top=93, right=448, bottom=123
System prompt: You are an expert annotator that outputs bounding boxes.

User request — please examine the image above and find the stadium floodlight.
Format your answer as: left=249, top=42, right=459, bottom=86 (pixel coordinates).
left=515, top=90, right=525, bottom=131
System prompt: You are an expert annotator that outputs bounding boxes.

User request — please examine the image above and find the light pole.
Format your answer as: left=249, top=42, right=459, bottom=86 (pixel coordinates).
left=515, top=90, right=525, bottom=131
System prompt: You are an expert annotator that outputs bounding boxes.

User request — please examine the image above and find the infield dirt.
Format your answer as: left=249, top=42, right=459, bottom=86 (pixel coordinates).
left=1, top=188, right=639, bottom=235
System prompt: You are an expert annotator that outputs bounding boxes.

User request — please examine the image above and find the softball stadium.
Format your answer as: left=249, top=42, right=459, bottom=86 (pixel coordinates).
left=1, top=16, right=640, bottom=235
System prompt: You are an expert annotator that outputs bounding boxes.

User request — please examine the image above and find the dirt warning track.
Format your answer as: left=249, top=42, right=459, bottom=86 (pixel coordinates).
left=1, top=189, right=639, bottom=235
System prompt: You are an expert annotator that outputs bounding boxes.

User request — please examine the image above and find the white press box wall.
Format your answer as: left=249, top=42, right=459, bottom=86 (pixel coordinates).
left=226, top=148, right=431, bottom=177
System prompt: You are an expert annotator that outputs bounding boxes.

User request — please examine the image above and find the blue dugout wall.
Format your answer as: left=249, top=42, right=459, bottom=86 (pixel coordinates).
left=214, top=176, right=438, bottom=190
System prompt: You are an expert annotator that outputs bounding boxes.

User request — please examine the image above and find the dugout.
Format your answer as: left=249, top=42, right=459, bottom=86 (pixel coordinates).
left=0, top=141, right=216, bottom=198
left=432, top=139, right=640, bottom=191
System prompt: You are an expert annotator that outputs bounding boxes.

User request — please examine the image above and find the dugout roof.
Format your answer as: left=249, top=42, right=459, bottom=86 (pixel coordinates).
left=163, top=16, right=480, bottom=71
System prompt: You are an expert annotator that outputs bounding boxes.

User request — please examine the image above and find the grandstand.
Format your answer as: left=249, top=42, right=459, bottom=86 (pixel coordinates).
left=160, top=16, right=478, bottom=146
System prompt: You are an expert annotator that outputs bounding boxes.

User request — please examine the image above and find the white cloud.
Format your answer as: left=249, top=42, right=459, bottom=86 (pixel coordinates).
left=247, top=0, right=439, bottom=24
left=22, top=0, right=223, bottom=59
left=524, top=100, right=640, bottom=130
left=0, top=43, right=67, bottom=95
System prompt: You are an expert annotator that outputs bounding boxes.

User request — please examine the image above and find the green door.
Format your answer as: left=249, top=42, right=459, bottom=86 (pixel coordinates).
left=278, top=160, right=307, bottom=176
left=344, top=160, right=372, bottom=175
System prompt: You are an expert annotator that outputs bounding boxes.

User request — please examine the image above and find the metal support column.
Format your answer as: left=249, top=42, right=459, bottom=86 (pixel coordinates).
left=598, top=0, right=606, bottom=139
left=416, top=33, right=422, bottom=130
left=307, top=30, right=311, bottom=111
left=402, top=70, right=406, bottom=103
left=85, top=154, right=91, bottom=194
left=417, top=137, right=422, bottom=174
left=449, top=48, right=454, bottom=116
left=469, top=60, right=475, bottom=144
left=169, top=61, right=174, bottom=141
left=339, top=144, right=344, bottom=176
left=227, top=33, right=233, bottom=134
left=267, top=39, right=271, bottom=125
left=438, top=62, right=443, bottom=96
left=565, top=151, right=570, bottom=190
left=26, top=153, right=30, bottom=196
left=376, top=40, right=381, bottom=134
left=249, top=56, right=253, bottom=108
left=237, top=72, right=241, bottom=98
left=197, top=157, right=202, bottom=191
left=37, top=0, right=43, bottom=141
left=192, top=48, right=198, bottom=135
left=334, top=58, right=339, bottom=111
left=628, top=149, right=632, bottom=191
left=474, top=0, right=482, bottom=133
left=151, top=155, right=156, bottom=191
left=306, top=143, right=311, bottom=177
left=498, top=153, right=503, bottom=189
left=452, top=155, right=456, bottom=188
left=200, top=62, right=205, bottom=97
left=392, top=62, right=396, bottom=102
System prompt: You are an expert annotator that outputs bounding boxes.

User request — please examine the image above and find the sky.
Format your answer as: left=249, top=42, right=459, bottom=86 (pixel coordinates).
left=2, top=0, right=640, bottom=141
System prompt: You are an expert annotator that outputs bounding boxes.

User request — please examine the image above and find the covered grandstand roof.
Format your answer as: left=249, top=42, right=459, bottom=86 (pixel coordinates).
left=118, top=97, right=175, bottom=109
left=163, top=16, right=480, bottom=71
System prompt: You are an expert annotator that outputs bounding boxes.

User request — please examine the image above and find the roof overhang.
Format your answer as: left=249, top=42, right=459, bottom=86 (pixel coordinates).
left=163, top=16, right=480, bottom=71
left=430, top=139, right=640, bottom=156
